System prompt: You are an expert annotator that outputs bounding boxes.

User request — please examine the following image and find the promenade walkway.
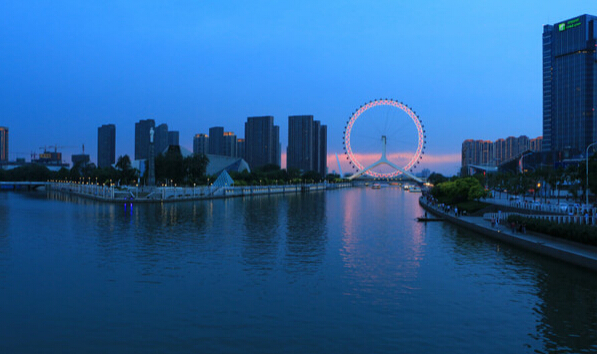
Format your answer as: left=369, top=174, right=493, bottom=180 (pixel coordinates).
left=419, top=197, right=597, bottom=272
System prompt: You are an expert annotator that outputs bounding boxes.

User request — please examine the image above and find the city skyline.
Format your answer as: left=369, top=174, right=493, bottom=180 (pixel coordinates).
left=1, top=1, right=593, bottom=175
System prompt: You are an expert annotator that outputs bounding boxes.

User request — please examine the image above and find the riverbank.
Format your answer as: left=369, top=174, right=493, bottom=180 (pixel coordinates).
left=47, top=181, right=353, bottom=203
left=419, top=197, right=597, bottom=272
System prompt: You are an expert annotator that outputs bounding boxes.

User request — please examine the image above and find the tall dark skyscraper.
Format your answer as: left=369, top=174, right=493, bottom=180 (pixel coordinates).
left=135, top=119, right=155, bottom=160
left=168, top=131, right=179, bottom=146
left=318, top=124, right=327, bottom=176
left=97, top=124, right=115, bottom=168
left=287, top=115, right=327, bottom=176
left=287, top=115, right=314, bottom=172
left=155, top=123, right=169, bottom=155
left=543, top=14, right=597, bottom=156
left=244, top=116, right=280, bottom=169
left=209, top=127, right=224, bottom=155
left=193, top=133, right=209, bottom=155
left=237, top=138, right=245, bottom=159
left=223, top=132, right=238, bottom=157
left=0, top=126, right=8, bottom=162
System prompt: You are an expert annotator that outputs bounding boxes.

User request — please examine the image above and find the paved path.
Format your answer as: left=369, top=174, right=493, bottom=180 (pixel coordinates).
left=419, top=198, right=597, bottom=272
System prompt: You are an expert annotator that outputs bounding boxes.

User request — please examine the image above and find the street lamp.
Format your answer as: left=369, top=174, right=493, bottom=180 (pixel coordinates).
left=586, top=141, right=597, bottom=206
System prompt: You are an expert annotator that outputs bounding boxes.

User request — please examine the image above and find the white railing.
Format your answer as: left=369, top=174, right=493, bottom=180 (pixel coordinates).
left=48, top=182, right=353, bottom=202
left=483, top=212, right=597, bottom=226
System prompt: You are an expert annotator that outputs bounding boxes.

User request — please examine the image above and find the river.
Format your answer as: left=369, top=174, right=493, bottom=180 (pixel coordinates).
left=0, top=187, right=595, bottom=353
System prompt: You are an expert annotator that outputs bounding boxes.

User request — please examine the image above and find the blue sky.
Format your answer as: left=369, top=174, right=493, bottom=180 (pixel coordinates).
left=1, top=1, right=594, bottom=175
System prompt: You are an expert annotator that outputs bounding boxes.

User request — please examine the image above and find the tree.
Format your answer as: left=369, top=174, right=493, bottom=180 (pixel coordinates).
left=431, top=176, right=486, bottom=204
left=302, top=170, right=323, bottom=183
left=115, top=155, right=137, bottom=185
left=428, top=172, right=448, bottom=185
left=155, top=149, right=184, bottom=185
left=326, top=173, right=341, bottom=182
left=184, top=154, right=209, bottom=184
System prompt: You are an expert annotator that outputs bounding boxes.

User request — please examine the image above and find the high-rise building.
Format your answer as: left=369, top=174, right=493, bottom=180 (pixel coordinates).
left=312, top=120, right=327, bottom=177
left=72, top=154, right=90, bottom=166
left=462, top=140, right=492, bottom=168
left=530, top=136, right=543, bottom=152
left=135, top=119, right=155, bottom=160
left=208, top=127, right=224, bottom=155
left=193, top=134, right=209, bottom=155
left=168, top=131, right=179, bottom=146
left=543, top=15, right=597, bottom=156
left=274, top=125, right=281, bottom=168
left=318, top=124, right=327, bottom=176
left=223, top=132, right=237, bottom=157
left=237, top=138, right=245, bottom=159
left=244, top=116, right=280, bottom=169
left=155, top=123, right=169, bottom=155
left=0, top=126, right=8, bottom=162
left=463, top=135, right=537, bottom=174
left=287, top=115, right=313, bottom=172
left=97, top=124, right=116, bottom=168
left=287, top=115, right=327, bottom=177
left=493, top=139, right=506, bottom=165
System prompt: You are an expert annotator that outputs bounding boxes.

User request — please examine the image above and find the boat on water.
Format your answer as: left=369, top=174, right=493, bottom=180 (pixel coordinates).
left=417, top=216, right=443, bottom=222
left=372, top=183, right=381, bottom=189
left=403, top=184, right=411, bottom=191
left=409, top=186, right=422, bottom=193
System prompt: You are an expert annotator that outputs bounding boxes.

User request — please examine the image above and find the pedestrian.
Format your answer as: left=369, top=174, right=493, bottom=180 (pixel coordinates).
left=455, top=207, right=458, bottom=217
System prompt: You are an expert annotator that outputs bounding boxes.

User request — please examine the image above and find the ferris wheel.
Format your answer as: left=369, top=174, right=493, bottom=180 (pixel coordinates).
left=343, top=99, right=426, bottom=180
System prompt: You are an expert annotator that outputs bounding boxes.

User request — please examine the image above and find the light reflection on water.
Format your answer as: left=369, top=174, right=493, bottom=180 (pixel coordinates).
left=0, top=189, right=595, bottom=354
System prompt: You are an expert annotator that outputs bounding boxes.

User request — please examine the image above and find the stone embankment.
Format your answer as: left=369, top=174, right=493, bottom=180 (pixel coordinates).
left=419, top=197, right=597, bottom=272
left=47, top=182, right=352, bottom=203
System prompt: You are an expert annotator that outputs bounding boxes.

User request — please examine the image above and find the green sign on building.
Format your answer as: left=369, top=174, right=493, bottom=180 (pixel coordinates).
left=559, top=18, right=581, bottom=31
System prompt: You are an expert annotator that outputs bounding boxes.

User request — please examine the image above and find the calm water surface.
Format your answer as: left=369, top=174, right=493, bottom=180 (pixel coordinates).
left=0, top=188, right=596, bottom=353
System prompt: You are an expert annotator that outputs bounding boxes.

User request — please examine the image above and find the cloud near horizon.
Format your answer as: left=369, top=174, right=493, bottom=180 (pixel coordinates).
left=279, top=152, right=461, bottom=176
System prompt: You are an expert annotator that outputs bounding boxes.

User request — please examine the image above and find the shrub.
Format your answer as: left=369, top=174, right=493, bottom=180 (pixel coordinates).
left=507, top=215, right=597, bottom=246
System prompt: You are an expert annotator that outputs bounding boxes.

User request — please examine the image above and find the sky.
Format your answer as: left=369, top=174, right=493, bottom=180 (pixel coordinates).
left=1, top=0, right=595, bottom=176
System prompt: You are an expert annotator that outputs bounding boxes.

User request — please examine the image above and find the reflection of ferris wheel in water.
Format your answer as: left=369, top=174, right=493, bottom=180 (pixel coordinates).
left=343, top=99, right=426, bottom=181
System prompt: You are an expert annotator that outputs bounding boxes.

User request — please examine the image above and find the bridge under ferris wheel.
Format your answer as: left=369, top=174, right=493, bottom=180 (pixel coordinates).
left=342, top=98, right=426, bottom=183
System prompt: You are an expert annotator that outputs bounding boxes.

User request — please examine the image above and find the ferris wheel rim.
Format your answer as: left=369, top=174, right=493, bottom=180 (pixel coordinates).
left=343, top=98, right=425, bottom=178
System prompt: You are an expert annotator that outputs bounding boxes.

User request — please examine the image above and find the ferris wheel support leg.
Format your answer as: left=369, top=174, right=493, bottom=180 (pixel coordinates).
left=347, top=161, right=383, bottom=180
left=385, top=161, right=423, bottom=183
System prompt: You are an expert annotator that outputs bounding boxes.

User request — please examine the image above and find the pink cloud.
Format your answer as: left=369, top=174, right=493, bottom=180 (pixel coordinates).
left=280, top=152, right=461, bottom=176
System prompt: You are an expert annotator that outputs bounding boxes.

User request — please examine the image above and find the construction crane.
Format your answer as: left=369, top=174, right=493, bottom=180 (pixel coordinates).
left=39, top=145, right=79, bottom=153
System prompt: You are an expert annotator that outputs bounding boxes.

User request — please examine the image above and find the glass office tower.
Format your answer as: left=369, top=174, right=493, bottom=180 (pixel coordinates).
left=543, top=14, right=597, bottom=157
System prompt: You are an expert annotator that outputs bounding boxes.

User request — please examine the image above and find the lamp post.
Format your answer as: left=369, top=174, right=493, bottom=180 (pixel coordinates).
left=586, top=141, right=597, bottom=206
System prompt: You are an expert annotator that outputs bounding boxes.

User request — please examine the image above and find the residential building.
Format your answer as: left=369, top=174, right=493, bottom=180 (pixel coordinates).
left=237, top=138, right=245, bottom=159
left=193, top=134, right=209, bottom=155
left=223, top=132, right=237, bottom=157
left=0, top=126, right=7, bottom=162
left=287, top=115, right=328, bottom=177
left=168, top=131, right=179, bottom=146
left=97, top=124, right=115, bottom=168
left=530, top=136, right=543, bottom=152
left=72, top=154, right=90, bottom=166
left=209, top=127, right=224, bottom=155
left=244, top=116, right=280, bottom=169
left=135, top=119, right=155, bottom=160
left=155, top=123, right=169, bottom=155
